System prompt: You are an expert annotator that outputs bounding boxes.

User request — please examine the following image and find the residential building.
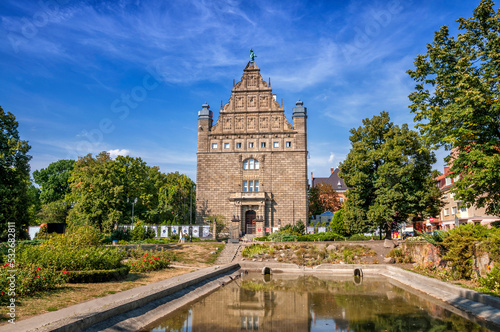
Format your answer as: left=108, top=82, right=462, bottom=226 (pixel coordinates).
left=429, top=166, right=500, bottom=230
left=311, top=168, right=349, bottom=208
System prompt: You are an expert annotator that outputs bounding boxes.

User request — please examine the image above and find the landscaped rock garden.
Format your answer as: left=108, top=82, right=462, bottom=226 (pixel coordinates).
left=241, top=243, right=378, bottom=266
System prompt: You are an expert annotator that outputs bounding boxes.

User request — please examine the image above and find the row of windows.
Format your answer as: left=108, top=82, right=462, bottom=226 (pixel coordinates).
left=243, top=159, right=259, bottom=170
left=212, top=141, right=292, bottom=149
left=443, top=206, right=467, bottom=216
left=243, top=180, right=259, bottom=192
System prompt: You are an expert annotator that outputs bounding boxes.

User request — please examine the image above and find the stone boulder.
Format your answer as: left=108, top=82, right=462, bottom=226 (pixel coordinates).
left=383, top=239, right=395, bottom=248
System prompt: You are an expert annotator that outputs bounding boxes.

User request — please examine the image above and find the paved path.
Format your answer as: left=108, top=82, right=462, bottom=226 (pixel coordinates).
left=215, top=243, right=240, bottom=264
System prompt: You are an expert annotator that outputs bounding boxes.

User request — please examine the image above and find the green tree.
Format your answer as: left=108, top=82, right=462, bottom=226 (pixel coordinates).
left=33, top=159, right=75, bottom=204
left=0, top=106, right=32, bottom=240
left=157, top=172, right=196, bottom=224
left=339, top=112, right=442, bottom=237
left=408, top=0, right=500, bottom=216
left=330, top=208, right=347, bottom=236
left=308, top=186, right=322, bottom=219
left=67, top=152, right=123, bottom=232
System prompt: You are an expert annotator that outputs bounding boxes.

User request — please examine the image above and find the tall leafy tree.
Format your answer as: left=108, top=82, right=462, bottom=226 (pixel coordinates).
left=33, top=159, right=75, bottom=204
left=339, top=112, right=441, bottom=236
left=0, top=106, right=32, bottom=240
left=67, top=152, right=123, bottom=232
left=408, top=0, right=500, bottom=215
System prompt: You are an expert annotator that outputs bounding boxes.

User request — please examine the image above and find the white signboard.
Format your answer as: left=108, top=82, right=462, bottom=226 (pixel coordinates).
left=28, top=226, right=41, bottom=240
left=181, top=226, right=190, bottom=237
left=192, top=226, right=200, bottom=238
left=171, top=226, right=179, bottom=236
left=272, top=227, right=279, bottom=233
left=202, top=226, right=211, bottom=237
left=160, top=226, right=169, bottom=238
left=318, top=227, right=327, bottom=233
left=307, top=227, right=315, bottom=234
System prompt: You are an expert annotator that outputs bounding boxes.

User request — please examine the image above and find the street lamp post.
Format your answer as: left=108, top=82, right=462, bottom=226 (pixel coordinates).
left=127, top=197, right=138, bottom=224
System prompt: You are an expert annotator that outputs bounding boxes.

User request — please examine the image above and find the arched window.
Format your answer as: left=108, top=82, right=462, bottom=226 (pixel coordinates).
left=243, top=158, right=259, bottom=170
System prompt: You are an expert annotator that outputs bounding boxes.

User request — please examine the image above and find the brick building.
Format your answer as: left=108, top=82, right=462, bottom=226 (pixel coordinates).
left=311, top=167, right=349, bottom=207
left=196, top=61, right=308, bottom=235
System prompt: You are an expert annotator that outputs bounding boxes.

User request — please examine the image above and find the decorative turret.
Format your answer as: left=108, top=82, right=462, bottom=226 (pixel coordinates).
left=198, top=102, right=212, bottom=121
left=292, top=99, right=307, bottom=118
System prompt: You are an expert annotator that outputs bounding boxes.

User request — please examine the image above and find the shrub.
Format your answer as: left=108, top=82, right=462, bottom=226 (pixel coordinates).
left=131, top=224, right=156, bottom=241
left=242, top=244, right=269, bottom=257
left=348, top=234, right=377, bottom=241
left=66, top=266, right=130, bottom=283
left=110, top=228, right=132, bottom=242
left=125, top=251, right=170, bottom=272
left=268, top=232, right=297, bottom=242
left=0, top=263, right=67, bottom=302
left=254, top=236, right=269, bottom=241
left=479, top=266, right=500, bottom=294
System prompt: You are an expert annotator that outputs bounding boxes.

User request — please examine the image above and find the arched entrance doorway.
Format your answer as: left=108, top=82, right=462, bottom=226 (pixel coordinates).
left=245, top=210, right=256, bottom=234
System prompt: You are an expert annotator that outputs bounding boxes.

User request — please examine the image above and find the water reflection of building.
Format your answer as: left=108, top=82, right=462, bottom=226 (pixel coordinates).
left=191, top=281, right=309, bottom=331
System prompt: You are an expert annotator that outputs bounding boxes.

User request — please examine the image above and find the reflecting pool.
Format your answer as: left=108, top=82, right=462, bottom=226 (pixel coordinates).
left=143, top=274, right=492, bottom=331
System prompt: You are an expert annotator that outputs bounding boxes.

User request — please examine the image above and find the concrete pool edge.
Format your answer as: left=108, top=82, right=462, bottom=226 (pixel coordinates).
left=1, top=264, right=239, bottom=332
left=6, top=263, right=500, bottom=331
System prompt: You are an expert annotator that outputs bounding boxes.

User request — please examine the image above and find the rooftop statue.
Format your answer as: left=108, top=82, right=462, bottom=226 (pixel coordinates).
left=250, top=49, right=256, bottom=62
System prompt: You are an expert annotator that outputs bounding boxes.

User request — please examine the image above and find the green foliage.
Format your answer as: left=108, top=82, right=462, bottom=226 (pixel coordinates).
left=268, top=232, right=298, bottom=242
left=110, top=228, right=132, bottom=241
left=339, top=112, right=442, bottom=236
left=0, top=106, right=32, bottom=241
left=479, top=266, right=500, bottom=293
left=418, top=230, right=449, bottom=250
left=33, top=159, right=75, bottom=205
left=124, top=248, right=173, bottom=272
left=242, top=244, right=269, bottom=257
left=440, top=224, right=486, bottom=279
left=67, top=152, right=196, bottom=232
left=330, top=209, right=348, bottom=236
left=18, top=227, right=124, bottom=272
left=408, top=0, right=500, bottom=216
left=66, top=266, right=130, bottom=283
left=347, top=234, right=377, bottom=241
left=0, top=264, right=67, bottom=302
left=254, top=236, right=269, bottom=241
left=131, top=222, right=156, bottom=241
left=296, top=231, right=345, bottom=242
left=37, top=200, right=69, bottom=224
left=387, top=248, right=413, bottom=264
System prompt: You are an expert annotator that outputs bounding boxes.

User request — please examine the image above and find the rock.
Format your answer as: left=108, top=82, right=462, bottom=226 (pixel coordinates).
left=274, top=258, right=278, bottom=261
left=292, top=254, right=298, bottom=259
left=384, top=257, right=395, bottom=264
left=252, top=258, right=257, bottom=262
left=327, top=245, right=337, bottom=251
left=258, top=258, right=263, bottom=262
left=384, top=239, right=395, bottom=248
left=280, top=253, right=285, bottom=257
left=242, top=258, right=246, bottom=261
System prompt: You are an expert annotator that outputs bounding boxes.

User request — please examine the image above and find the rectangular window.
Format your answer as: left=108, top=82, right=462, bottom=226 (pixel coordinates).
left=224, top=143, right=229, bottom=149
left=286, top=141, right=291, bottom=147
left=212, top=143, right=217, bottom=149
left=236, top=143, right=241, bottom=149
left=243, top=181, right=248, bottom=192
left=248, top=142, right=254, bottom=148
left=248, top=180, right=253, bottom=192
left=261, top=142, right=266, bottom=148
left=461, top=206, right=467, bottom=213
left=254, top=180, right=259, bottom=192
left=452, top=207, right=457, bottom=215
left=273, top=142, right=279, bottom=148
left=444, top=208, right=449, bottom=216
left=445, top=177, right=452, bottom=186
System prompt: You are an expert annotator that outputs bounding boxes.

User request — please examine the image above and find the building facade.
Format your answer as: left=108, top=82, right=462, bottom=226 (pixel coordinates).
left=196, top=61, right=308, bottom=234
left=430, top=166, right=500, bottom=230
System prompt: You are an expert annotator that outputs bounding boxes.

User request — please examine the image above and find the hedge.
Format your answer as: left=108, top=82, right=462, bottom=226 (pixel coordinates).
left=66, top=266, right=130, bottom=283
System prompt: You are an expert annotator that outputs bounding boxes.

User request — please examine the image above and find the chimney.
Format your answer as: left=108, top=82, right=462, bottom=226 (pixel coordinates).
left=311, top=172, right=314, bottom=187
left=444, top=166, right=450, bottom=175
left=331, top=168, right=334, bottom=175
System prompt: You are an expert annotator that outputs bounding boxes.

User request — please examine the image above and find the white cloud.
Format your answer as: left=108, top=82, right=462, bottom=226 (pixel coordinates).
left=108, top=149, right=130, bottom=159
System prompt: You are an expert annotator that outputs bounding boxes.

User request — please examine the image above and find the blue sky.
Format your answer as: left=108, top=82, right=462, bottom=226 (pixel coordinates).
left=0, top=0, right=487, bottom=181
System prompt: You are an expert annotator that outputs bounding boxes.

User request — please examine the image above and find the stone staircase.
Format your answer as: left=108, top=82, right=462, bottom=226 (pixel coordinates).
left=215, top=243, right=240, bottom=264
